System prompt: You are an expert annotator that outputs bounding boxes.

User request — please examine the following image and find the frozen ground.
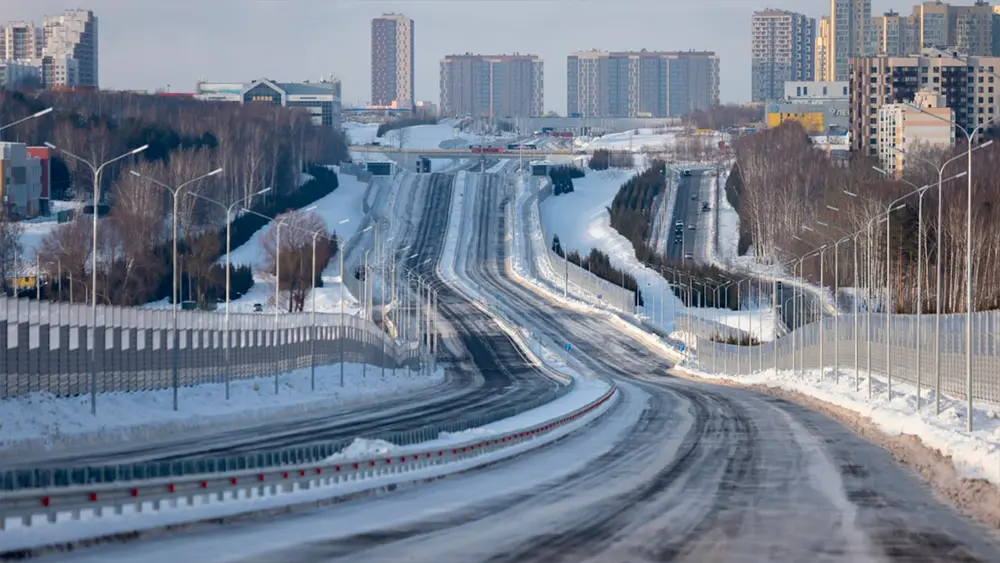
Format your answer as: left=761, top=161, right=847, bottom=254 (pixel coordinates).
left=579, top=128, right=682, bottom=152
left=683, top=364, right=1000, bottom=488
left=0, top=362, right=445, bottom=453
left=14, top=200, right=85, bottom=275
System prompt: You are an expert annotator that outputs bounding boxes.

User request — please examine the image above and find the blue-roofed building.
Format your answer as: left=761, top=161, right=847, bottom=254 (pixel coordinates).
left=195, top=76, right=342, bottom=129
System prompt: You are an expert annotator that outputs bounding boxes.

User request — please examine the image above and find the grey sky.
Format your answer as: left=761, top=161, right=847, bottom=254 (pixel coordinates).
left=3, top=0, right=924, bottom=113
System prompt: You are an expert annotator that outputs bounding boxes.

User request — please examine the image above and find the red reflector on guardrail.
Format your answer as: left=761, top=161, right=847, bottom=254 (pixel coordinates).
left=130, top=488, right=138, bottom=497
left=230, top=478, right=238, bottom=485
left=167, top=484, right=175, bottom=493
left=201, top=481, right=208, bottom=488
left=40, top=496, right=49, bottom=507
left=258, top=474, right=264, bottom=482
left=283, top=472, right=289, bottom=479
left=89, top=493, right=98, bottom=502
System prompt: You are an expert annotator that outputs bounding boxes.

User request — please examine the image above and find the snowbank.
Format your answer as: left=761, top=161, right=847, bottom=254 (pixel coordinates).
left=684, top=365, right=1000, bottom=487
left=0, top=363, right=445, bottom=453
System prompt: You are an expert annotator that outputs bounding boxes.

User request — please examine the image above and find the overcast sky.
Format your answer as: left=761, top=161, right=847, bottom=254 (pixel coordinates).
left=3, top=0, right=925, bottom=113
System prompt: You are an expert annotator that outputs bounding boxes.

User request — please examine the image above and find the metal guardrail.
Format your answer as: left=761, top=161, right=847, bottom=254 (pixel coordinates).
left=0, top=387, right=618, bottom=536
left=696, top=312, right=1000, bottom=405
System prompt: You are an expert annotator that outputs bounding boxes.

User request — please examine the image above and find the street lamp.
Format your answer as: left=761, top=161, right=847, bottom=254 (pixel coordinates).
left=129, top=167, right=223, bottom=410
left=889, top=143, right=991, bottom=414
left=45, top=141, right=149, bottom=415
left=903, top=103, right=999, bottom=431
left=0, top=107, right=52, bottom=134
left=820, top=210, right=865, bottom=390
left=186, top=187, right=271, bottom=399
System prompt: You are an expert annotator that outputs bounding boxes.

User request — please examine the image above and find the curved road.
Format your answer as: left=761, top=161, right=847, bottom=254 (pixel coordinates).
left=43, top=168, right=1000, bottom=562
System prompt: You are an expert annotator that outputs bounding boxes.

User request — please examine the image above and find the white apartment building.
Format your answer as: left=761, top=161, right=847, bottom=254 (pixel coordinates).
left=751, top=9, right=816, bottom=102
left=877, top=90, right=954, bottom=176
left=42, top=9, right=97, bottom=88
left=783, top=80, right=849, bottom=103
left=0, top=22, right=43, bottom=60
left=830, top=0, right=872, bottom=81
left=0, top=142, right=43, bottom=218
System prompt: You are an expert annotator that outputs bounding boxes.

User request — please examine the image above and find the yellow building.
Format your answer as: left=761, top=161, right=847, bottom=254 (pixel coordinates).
left=766, top=111, right=825, bottom=134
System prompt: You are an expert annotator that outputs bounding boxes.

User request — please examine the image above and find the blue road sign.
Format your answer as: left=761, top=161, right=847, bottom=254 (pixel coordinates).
left=565, top=343, right=572, bottom=351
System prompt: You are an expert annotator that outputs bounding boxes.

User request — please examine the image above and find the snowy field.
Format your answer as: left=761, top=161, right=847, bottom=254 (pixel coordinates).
left=536, top=166, right=776, bottom=339
left=0, top=363, right=446, bottom=453
left=684, top=365, right=1000, bottom=488
left=14, top=200, right=85, bottom=274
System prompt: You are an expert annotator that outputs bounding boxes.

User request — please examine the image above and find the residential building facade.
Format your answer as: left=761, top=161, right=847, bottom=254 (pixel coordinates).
left=871, top=10, right=919, bottom=56
left=42, top=9, right=97, bottom=88
left=195, top=77, right=343, bottom=128
left=0, top=60, right=41, bottom=90
left=566, top=50, right=720, bottom=118
left=877, top=89, right=955, bottom=175
left=0, top=22, right=43, bottom=60
left=439, top=54, right=543, bottom=118
left=0, top=142, right=44, bottom=218
left=911, top=1, right=995, bottom=56
left=849, top=49, right=998, bottom=154
left=751, top=10, right=815, bottom=102
left=370, top=13, right=414, bottom=109
left=783, top=80, right=850, bottom=102
left=816, top=16, right=832, bottom=81
left=830, top=0, right=872, bottom=81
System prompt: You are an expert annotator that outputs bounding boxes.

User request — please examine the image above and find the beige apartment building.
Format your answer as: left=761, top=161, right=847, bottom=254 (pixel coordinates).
left=850, top=49, right=999, bottom=154
left=877, top=89, right=955, bottom=175
left=816, top=16, right=832, bottom=81
left=370, top=13, right=414, bottom=108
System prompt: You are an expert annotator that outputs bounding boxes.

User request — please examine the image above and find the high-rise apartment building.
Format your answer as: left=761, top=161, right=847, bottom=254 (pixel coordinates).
left=849, top=49, right=999, bottom=154
left=0, top=22, right=43, bottom=61
left=871, top=10, right=919, bottom=56
left=830, top=0, right=872, bottom=81
left=877, top=89, right=954, bottom=175
left=566, top=50, right=720, bottom=118
left=42, top=9, right=98, bottom=88
left=370, top=13, right=414, bottom=109
left=910, top=1, right=995, bottom=56
left=816, top=16, right=832, bottom=81
left=439, top=54, right=543, bottom=118
left=751, top=10, right=815, bottom=102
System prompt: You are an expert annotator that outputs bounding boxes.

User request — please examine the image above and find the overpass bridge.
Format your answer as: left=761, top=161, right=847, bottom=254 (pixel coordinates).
left=349, top=146, right=580, bottom=159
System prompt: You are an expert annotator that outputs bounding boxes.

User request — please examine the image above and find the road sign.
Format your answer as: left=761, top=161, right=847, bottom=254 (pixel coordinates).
left=564, top=343, right=572, bottom=351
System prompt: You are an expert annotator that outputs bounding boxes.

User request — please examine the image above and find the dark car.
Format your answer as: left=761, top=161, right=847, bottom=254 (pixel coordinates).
left=252, top=303, right=264, bottom=312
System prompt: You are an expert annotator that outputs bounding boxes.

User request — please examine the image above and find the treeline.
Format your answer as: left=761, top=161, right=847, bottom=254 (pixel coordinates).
left=589, top=149, right=634, bottom=170
left=683, top=103, right=764, bottom=130
left=549, top=165, right=583, bottom=196
left=0, top=90, right=348, bottom=304
left=376, top=116, right=437, bottom=137
left=607, top=159, right=668, bottom=264
left=551, top=238, right=644, bottom=307
left=731, top=120, right=1000, bottom=313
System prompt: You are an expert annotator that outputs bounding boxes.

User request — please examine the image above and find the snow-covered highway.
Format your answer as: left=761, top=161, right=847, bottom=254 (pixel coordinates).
left=42, top=164, right=1000, bottom=562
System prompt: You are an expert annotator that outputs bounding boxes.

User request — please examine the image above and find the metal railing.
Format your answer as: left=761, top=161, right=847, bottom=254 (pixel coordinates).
left=695, top=311, right=1000, bottom=405
left=533, top=181, right=637, bottom=314
left=0, top=386, right=618, bottom=542
left=0, top=297, right=418, bottom=400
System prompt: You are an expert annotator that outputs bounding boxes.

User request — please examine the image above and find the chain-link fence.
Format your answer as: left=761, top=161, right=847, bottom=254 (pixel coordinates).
left=0, top=297, right=420, bottom=400
left=534, top=182, right=637, bottom=314
left=694, top=311, right=1000, bottom=405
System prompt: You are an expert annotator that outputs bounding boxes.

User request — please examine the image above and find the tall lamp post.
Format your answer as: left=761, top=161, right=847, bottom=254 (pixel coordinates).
left=129, top=167, right=223, bottom=410
left=802, top=225, right=849, bottom=383
left=818, top=214, right=863, bottom=390
left=904, top=103, right=999, bottom=431
left=0, top=107, right=52, bottom=134
left=186, top=187, right=272, bottom=399
left=45, top=142, right=150, bottom=415
left=890, top=144, right=990, bottom=413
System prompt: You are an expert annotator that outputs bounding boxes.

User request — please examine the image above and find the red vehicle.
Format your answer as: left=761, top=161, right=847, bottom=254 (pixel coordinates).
left=471, top=146, right=504, bottom=154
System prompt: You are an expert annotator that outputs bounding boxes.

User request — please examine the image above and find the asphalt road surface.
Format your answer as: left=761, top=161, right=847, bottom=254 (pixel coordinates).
left=43, top=168, right=1000, bottom=563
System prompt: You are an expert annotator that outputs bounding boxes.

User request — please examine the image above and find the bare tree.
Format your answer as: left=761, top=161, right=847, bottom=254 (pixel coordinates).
left=0, top=210, right=24, bottom=295
left=260, top=211, right=333, bottom=312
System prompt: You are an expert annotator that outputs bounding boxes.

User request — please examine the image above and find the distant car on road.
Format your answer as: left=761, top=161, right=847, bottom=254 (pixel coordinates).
left=692, top=194, right=698, bottom=200
left=682, top=170, right=692, bottom=177
left=675, top=220, right=683, bottom=227
left=684, top=252, right=694, bottom=260
left=252, top=303, right=264, bottom=312
left=702, top=202, right=710, bottom=212
left=688, top=224, right=696, bottom=230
